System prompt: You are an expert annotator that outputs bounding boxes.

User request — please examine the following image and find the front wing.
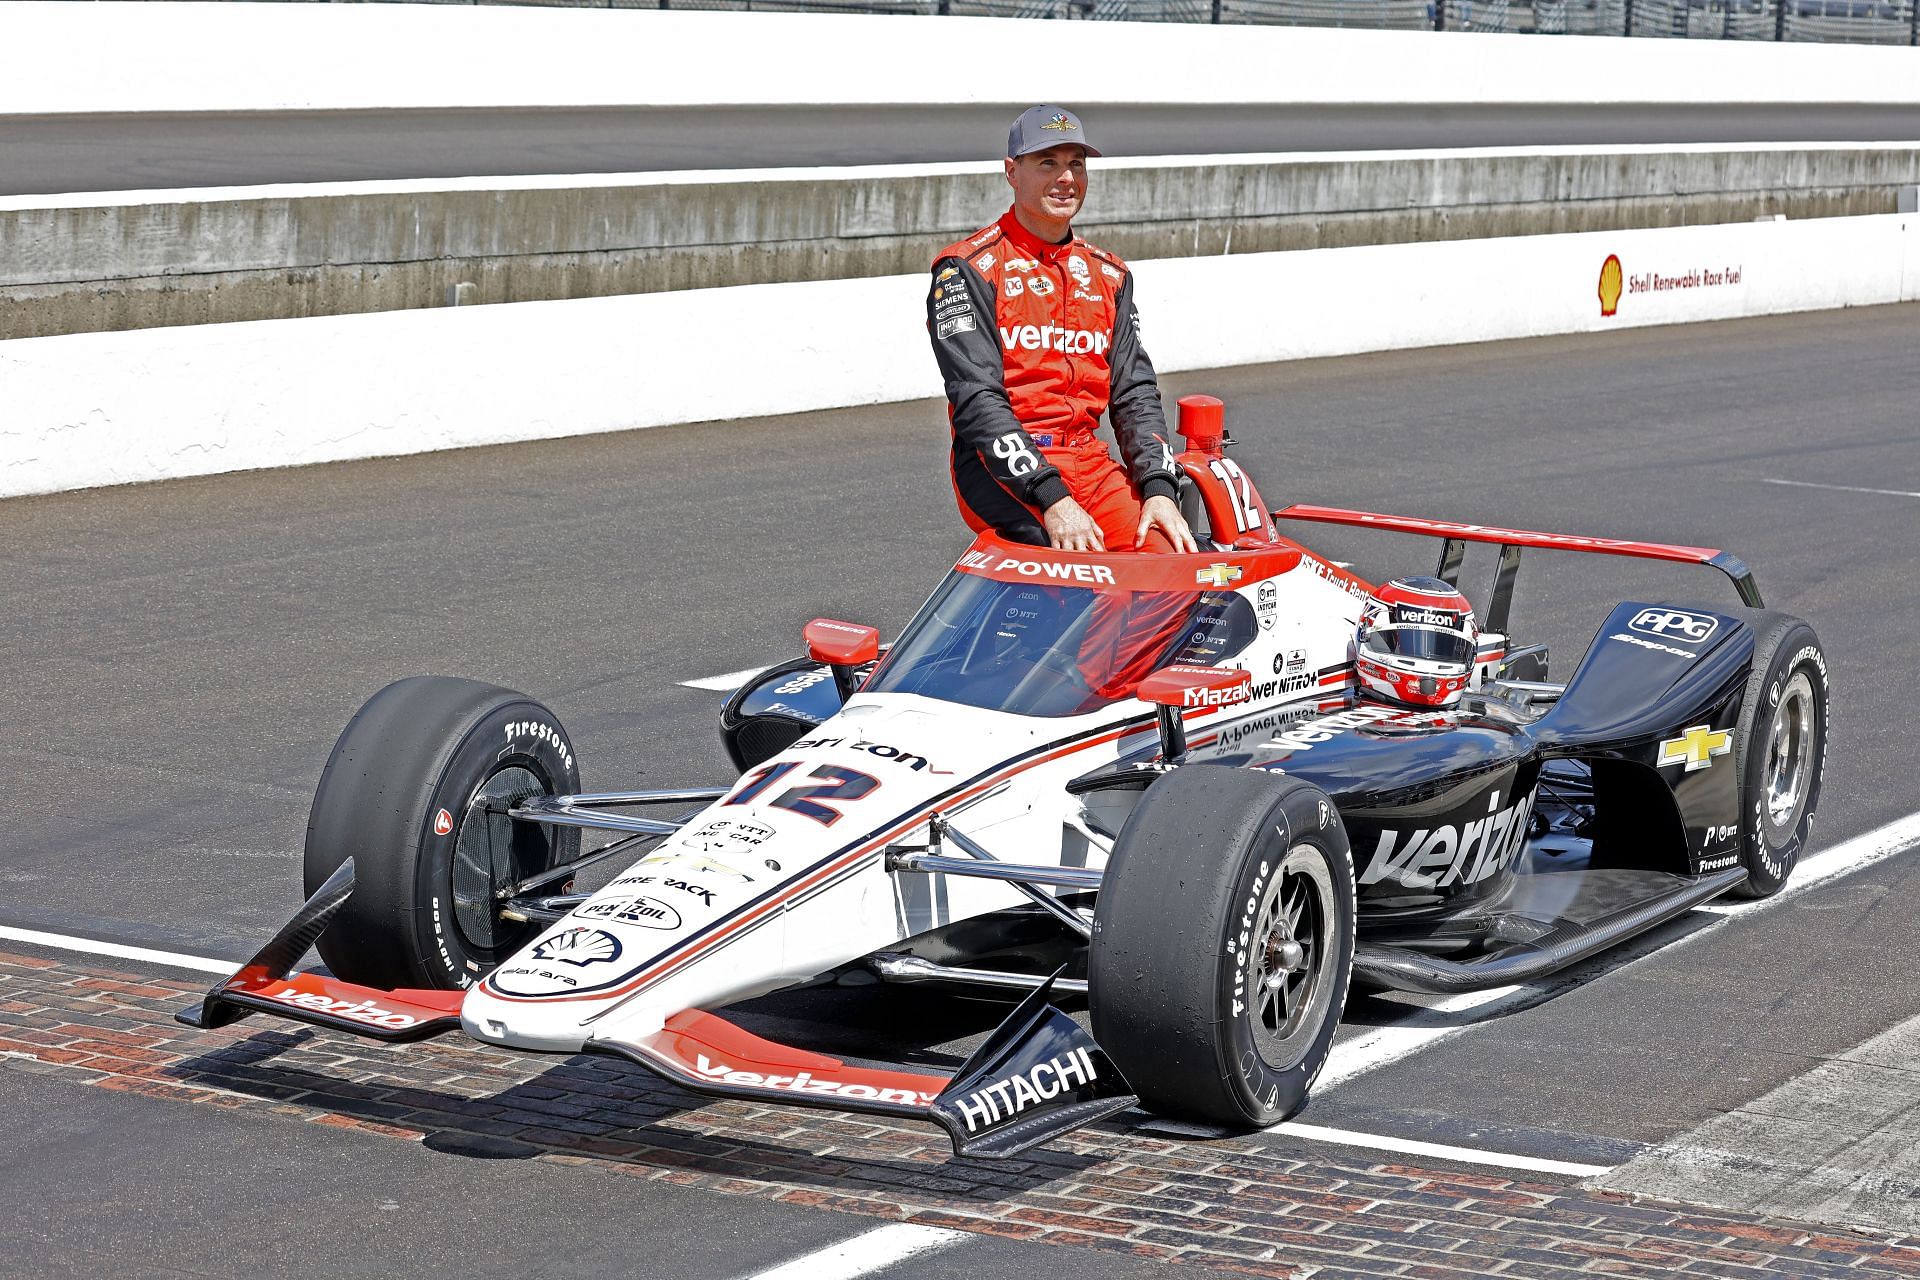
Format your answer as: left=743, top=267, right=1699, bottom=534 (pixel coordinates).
left=176, top=861, right=1134, bottom=1159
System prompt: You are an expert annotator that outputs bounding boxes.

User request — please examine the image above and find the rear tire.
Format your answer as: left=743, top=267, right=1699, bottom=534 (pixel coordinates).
left=1728, top=614, right=1828, bottom=898
left=303, top=677, right=581, bottom=989
left=1090, top=767, right=1354, bottom=1127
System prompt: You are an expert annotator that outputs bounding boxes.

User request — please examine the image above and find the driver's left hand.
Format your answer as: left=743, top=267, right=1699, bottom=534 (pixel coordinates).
left=1137, top=494, right=1199, bottom=554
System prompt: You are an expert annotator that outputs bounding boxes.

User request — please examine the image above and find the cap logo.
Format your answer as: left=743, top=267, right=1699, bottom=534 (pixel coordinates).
left=1041, top=113, right=1076, bottom=132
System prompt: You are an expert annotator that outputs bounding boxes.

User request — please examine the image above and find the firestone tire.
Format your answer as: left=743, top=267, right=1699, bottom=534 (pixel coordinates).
left=303, top=676, right=581, bottom=990
left=1090, top=766, right=1355, bottom=1128
left=1727, top=614, right=1828, bottom=899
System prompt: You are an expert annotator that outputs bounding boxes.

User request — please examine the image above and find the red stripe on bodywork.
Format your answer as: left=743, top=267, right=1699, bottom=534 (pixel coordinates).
left=485, top=717, right=1159, bottom=1007
left=1276, top=505, right=1723, bottom=564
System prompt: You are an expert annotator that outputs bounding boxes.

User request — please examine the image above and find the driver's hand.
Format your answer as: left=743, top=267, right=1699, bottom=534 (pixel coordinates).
left=1138, top=494, right=1200, bottom=554
left=1043, top=497, right=1106, bottom=553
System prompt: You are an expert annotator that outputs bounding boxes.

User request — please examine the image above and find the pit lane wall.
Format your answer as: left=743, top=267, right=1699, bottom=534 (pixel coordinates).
left=10, top=146, right=1920, bottom=340
left=2, top=212, right=1914, bottom=499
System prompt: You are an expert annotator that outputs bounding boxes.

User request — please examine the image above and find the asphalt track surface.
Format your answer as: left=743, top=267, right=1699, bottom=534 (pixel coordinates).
left=1, top=303, right=1917, bottom=1276
left=8, top=103, right=1920, bottom=196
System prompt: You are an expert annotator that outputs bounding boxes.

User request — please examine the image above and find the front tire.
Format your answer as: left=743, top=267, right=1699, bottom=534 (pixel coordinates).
left=303, top=677, right=581, bottom=989
left=1729, top=614, right=1828, bottom=898
left=1090, top=767, right=1355, bottom=1127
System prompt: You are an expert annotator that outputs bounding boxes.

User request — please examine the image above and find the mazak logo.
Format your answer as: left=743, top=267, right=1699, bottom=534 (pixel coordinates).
left=694, top=1055, right=937, bottom=1107
left=530, top=927, right=623, bottom=965
left=1183, top=682, right=1250, bottom=708
left=266, top=986, right=420, bottom=1030
left=998, top=323, right=1103, bottom=354
left=948, top=1047, right=1099, bottom=1134
left=1630, top=608, right=1719, bottom=644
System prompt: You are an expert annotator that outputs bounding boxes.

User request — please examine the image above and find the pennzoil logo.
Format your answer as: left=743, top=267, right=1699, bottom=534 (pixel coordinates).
left=1658, top=725, right=1732, bottom=772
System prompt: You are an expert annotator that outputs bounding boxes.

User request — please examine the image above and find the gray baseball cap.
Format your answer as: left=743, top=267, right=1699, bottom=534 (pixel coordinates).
left=1006, top=105, right=1101, bottom=160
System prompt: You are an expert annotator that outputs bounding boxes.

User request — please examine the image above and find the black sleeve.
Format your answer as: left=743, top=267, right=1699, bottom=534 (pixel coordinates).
left=927, top=256, right=1070, bottom=513
left=1106, top=272, right=1179, bottom=506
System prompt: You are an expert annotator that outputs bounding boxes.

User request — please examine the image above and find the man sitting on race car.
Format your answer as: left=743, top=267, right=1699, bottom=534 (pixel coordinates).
left=1355, top=577, right=1481, bottom=708
left=927, top=105, right=1198, bottom=556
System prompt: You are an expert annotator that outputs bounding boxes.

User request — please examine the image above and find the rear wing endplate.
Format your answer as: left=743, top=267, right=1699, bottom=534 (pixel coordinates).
left=1273, top=504, right=1762, bottom=632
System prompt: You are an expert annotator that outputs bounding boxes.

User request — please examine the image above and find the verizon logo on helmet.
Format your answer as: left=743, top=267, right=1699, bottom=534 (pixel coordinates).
left=951, top=1047, right=1099, bottom=1134
left=999, top=324, right=1109, bottom=355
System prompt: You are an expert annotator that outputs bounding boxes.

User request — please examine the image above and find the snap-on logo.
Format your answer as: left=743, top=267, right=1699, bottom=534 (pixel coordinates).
left=998, top=325, right=1109, bottom=355
left=1629, top=608, right=1719, bottom=643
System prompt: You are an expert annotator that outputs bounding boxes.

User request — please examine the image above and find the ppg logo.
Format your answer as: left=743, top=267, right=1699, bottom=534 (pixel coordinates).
left=1629, top=608, right=1719, bottom=643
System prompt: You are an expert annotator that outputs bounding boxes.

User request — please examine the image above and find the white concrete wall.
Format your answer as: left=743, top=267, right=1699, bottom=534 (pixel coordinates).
left=2, top=2, right=1917, bottom=116
left=2, top=212, right=1912, bottom=499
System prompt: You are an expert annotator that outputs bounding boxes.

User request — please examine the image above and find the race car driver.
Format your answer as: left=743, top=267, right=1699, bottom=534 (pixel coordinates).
left=928, top=105, right=1198, bottom=555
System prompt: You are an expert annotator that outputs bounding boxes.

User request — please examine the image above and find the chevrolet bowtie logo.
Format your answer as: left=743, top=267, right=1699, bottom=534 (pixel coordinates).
left=1195, top=563, right=1243, bottom=588
left=1658, top=725, right=1732, bottom=772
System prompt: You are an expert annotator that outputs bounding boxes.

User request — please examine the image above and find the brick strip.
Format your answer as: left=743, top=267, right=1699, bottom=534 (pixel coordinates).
left=1, top=948, right=1914, bottom=1279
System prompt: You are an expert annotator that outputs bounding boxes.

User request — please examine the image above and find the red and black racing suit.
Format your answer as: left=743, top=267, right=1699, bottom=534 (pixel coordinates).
left=927, top=209, right=1179, bottom=552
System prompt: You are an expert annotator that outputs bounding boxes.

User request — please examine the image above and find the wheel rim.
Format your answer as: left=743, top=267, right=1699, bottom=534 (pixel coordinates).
left=451, top=765, right=547, bottom=952
left=1249, top=844, right=1338, bottom=1069
left=1764, top=672, right=1816, bottom=836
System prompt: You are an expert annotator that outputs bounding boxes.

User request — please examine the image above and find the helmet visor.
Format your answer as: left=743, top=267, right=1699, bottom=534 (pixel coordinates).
left=1363, top=626, right=1475, bottom=666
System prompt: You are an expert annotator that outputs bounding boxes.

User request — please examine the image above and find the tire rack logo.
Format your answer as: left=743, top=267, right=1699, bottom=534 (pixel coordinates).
left=265, top=986, right=420, bottom=1030
left=1629, top=608, right=1718, bottom=644
left=693, top=1055, right=938, bottom=1107
left=947, top=1047, right=1100, bottom=1134
left=1360, top=787, right=1537, bottom=890
left=530, top=927, right=624, bottom=965
left=1658, top=724, right=1733, bottom=772
left=578, top=895, right=683, bottom=931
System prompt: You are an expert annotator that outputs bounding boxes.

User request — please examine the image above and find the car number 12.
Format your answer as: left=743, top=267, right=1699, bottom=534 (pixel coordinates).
left=725, top=761, right=880, bottom=826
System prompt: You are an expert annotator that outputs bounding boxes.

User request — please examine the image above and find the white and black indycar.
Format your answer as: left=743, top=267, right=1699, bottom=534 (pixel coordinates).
left=179, top=399, right=1828, bottom=1159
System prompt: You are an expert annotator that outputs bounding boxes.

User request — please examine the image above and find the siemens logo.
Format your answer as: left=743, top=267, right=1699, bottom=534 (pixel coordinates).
left=998, top=325, right=1109, bottom=355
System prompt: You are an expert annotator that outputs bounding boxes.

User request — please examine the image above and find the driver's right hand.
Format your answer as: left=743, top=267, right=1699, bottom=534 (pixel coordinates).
left=1043, top=496, right=1106, bottom=553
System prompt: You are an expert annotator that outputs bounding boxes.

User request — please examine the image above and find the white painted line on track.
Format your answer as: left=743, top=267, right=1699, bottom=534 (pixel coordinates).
left=1142, top=1117, right=1613, bottom=1177
left=680, top=664, right=772, bottom=692
left=1762, top=478, right=1920, bottom=500
left=1316, top=808, right=1920, bottom=1090
left=1273, top=1121, right=1613, bottom=1178
left=739, top=1223, right=968, bottom=1280
left=0, top=925, right=234, bottom=977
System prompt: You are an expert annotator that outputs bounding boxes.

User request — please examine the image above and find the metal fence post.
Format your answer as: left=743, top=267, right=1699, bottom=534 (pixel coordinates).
left=1910, top=0, right=1918, bottom=44
left=1211, top=0, right=1222, bottom=22
left=1774, top=0, right=1788, bottom=39
left=1623, top=0, right=1635, bottom=35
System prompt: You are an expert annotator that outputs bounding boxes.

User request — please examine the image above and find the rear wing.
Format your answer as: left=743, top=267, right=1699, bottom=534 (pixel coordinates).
left=1273, top=504, right=1762, bottom=634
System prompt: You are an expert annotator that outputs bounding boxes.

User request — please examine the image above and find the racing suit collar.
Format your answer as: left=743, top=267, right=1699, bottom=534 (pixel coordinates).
left=998, top=208, right=1075, bottom=263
